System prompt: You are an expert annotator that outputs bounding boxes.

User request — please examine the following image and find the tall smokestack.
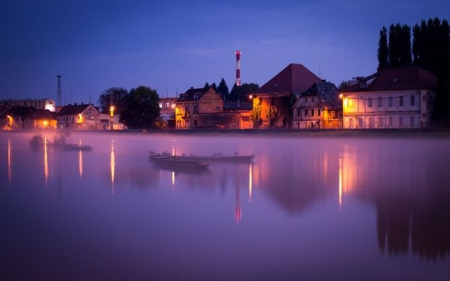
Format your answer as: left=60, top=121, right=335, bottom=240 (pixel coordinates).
left=56, top=75, right=62, bottom=107
left=235, top=50, right=241, bottom=86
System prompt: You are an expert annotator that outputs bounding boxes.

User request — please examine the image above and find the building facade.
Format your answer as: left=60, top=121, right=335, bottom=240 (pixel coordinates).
left=292, top=81, right=342, bottom=129
left=0, top=99, right=56, bottom=112
left=57, top=103, right=101, bottom=130
left=340, top=66, right=437, bottom=129
left=251, top=63, right=322, bottom=128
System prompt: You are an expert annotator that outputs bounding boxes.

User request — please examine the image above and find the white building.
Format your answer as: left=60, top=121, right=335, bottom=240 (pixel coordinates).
left=340, top=66, right=437, bottom=129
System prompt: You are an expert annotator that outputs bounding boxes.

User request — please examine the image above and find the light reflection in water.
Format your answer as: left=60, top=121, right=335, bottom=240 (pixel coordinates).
left=78, top=150, right=83, bottom=178
left=7, top=138, right=12, bottom=184
left=171, top=171, right=175, bottom=189
left=338, top=155, right=343, bottom=209
left=248, top=163, right=253, bottom=202
left=44, top=137, right=49, bottom=185
left=110, top=140, right=115, bottom=194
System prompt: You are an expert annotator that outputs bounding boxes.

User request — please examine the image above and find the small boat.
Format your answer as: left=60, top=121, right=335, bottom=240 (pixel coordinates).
left=182, top=153, right=254, bottom=163
left=149, top=152, right=210, bottom=171
left=63, top=143, right=92, bottom=151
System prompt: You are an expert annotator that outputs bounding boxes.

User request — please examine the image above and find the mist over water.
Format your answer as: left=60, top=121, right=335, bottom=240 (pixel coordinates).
left=1, top=131, right=450, bottom=281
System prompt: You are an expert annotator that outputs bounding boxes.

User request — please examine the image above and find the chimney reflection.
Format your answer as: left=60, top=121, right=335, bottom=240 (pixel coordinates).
left=7, top=138, right=12, bottom=184
left=110, top=140, right=115, bottom=194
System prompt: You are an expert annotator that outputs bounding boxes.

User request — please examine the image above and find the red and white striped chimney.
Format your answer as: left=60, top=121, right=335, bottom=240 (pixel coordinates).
left=235, top=50, right=241, bottom=86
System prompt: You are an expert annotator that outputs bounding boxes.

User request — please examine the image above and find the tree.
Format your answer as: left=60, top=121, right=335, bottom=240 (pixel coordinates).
left=388, top=23, right=411, bottom=68
left=266, top=106, right=281, bottom=128
left=377, top=26, right=389, bottom=69
left=119, top=86, right=160, bottom=130
left=229, top=83, right=260, bottom=101
left=217, top=78, right=229, bottom=99
left=250, top=103, right=262, bottom=128
left=98, top=87, right=128, bottom=114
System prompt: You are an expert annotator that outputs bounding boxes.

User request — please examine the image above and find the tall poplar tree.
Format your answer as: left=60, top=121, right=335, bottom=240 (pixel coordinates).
left=377, top=26, right=389, bottom=69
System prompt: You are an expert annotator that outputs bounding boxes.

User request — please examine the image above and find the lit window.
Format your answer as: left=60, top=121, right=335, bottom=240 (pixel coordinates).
left=159, top=103, right=162, bottom=108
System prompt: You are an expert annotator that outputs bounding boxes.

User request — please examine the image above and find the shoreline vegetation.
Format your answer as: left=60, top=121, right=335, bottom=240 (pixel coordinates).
left=5, top=128, right=450, bottom=138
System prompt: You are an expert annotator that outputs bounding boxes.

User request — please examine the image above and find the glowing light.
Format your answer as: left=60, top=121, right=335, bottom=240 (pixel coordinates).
left=171, top=171, right=175, bottom=188
left=43, top=120, right=48, bottom=127
left=44, top=137, right=49, bottom=185
left=248, top=163, right=253, bottom=201
left=171, top=104, right=175, bottom=109
left=7, top=138, right=12, bottom=183
left=338, top=156, right=343, bottom=209
left=110, top=140, right=115, bottom=194
left=78, top=150, right=83, bottom=178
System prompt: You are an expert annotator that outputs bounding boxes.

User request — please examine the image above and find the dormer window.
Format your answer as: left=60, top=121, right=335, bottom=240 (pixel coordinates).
left=360, top=81, right=367, bottom=89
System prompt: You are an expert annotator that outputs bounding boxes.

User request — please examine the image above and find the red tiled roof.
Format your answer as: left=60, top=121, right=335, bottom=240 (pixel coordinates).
left=254, top=63, right=322, bottom=95
left=346, top=66, right=437, bottom=92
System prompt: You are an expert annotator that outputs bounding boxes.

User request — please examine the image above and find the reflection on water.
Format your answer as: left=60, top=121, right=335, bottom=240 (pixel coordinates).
left=7, top=138, right=12, bottom=184
left=110, top=140, right=115, bottom=194
left=1, top=132, right=450, bottom=280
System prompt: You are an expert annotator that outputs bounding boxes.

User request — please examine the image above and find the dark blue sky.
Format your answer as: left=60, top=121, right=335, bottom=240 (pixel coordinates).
left=1, top=0, right=449, bottom=104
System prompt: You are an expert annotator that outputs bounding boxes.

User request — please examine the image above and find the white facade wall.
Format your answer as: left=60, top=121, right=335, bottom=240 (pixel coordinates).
left=342, top=89, right=435, bottom=129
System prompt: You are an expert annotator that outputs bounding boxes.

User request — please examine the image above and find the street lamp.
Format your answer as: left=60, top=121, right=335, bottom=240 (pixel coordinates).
left=6, top=115, right=13, bottom=130
left=109, top=105, right=115, bottom=130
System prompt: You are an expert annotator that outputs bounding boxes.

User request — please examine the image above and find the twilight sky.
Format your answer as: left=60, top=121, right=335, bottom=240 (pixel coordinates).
left=1, top=0, right=449, bottom=105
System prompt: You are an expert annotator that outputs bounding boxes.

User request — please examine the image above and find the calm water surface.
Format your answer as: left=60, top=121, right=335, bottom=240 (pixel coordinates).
left=1, top=131, right=450, bottom=281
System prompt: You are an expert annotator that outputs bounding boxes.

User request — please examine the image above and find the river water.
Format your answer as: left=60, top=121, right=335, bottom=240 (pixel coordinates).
left=1, top=131, right=450, bottom=281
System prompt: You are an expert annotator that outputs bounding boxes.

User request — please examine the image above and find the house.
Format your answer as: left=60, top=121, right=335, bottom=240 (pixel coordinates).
left=1, top=107, right=56, bottom=130
left=175, top=87, right=224, bottom=129
left=250, top=63, right=322, bottom=128
left=175, top=87, right=252, bottom=129
left=0, top=98, right=56, bottom=112
left=57, top=103, right=101, bottom=130
left=159, top=97, right=177, bottom=128
left=340, top=66, right=437, bottom=129
left=292, top=81, right=342, bottom=129
left=99, top=114, right=127, bottom=130
left=223, top=101, right=253, bottom=129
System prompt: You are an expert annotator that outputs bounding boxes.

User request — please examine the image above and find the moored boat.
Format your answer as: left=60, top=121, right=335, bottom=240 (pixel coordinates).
left=181, top=153, right=255, bottom=163
left=149, top=153, right=210, bottom=171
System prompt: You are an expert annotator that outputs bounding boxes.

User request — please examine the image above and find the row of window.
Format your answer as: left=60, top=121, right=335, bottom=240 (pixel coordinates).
left=348, top=116, right=418, bottom=128
left=350, top=95, right=416, bottom=108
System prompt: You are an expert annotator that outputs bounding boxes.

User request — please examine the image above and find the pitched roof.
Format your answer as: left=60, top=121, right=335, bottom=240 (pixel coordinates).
left=346, top=65, right=437, bottom=92
left=254, top=63, right=322, bottom=95
left=58, top=104, right=92, bottom=115
left=176, top=87, right=210, bottom=102
left=301, top=81, right=341, bottom=109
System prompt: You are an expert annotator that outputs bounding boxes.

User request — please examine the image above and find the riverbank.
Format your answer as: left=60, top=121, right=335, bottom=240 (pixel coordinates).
left=106, top=128, right=450, bottom=138
left=4, top=128, right=450, bottom=138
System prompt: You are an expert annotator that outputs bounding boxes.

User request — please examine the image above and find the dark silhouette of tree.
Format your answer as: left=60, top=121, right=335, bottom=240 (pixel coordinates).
left=411, top=18, right=450, bottom=123
left=120, top=86, right=160, bottom=130
left=388, top=23, right=411, bottom=68
left=204, top=82, right=210, bottom=89
left=378, top=18, right=450, bottom=124
left=229, top=83, right=260, bottom=101
left=217, top=78, right=229, bottom=99
left=98, top=87, right=128, bottom=114
left=378, top=26, right=389, bottom=69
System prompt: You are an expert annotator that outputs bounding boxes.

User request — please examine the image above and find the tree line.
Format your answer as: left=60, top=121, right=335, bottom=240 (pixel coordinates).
left=98, top=79, right=259, bottom=130
left=377, top=17, right=450, bottom=124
